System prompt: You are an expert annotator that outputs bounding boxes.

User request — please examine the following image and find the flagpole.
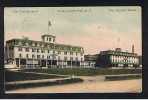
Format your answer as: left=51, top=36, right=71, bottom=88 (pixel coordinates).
left=48, top=21, right=51, bottom=34
left=48, top=21, right=49, bottom=34
left=48, top=22, right=49, bottom=34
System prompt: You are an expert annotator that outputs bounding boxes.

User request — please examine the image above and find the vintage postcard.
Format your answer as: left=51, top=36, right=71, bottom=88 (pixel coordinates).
left=4, top=7, right=142, bottom=93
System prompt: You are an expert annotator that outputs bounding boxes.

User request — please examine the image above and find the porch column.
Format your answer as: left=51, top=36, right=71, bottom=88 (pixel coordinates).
left=71, top=60, right=72, bottom=68
left=46, top=59, right=48, bottom=68
left=26, top=59, right=27, bottom=68
left=62, top=60, right=63, bottom=68
left=51, top=57, right=53, bottom=68
left=19, top=58, right=20, bottom=68
left=32, top=58, right=34, bottom=69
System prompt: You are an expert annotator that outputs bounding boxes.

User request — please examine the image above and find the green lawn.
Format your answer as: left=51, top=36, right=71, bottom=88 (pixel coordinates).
left=21, top=68, right=142, bottom=76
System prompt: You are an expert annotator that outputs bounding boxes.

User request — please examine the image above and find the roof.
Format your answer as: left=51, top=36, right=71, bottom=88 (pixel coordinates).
left=6, top=38, right=84, bottom=52
left=100, top=50, right=138, bottom=56
left=41, top=34, right=56, bottom=38
left=84, top=54, right=98, bottom=61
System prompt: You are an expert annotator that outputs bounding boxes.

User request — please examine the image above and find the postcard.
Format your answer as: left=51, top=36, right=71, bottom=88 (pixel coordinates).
left=4, top=7, right=142, bottom=93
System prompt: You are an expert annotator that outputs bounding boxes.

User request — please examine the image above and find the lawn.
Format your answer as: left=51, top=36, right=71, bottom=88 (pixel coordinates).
left=5, top=77, right=83, bottom=91
left=21, top=68, right=142, bottom=76
left=5, top=70, right=66, bottom=82
left=105, top=74, right=142, bottom=81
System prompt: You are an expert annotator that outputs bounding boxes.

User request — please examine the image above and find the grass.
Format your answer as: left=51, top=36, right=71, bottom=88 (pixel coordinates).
left=21, top=68, right=142, bottom=76
left=5, top=70, right=66, bottom=82
left=105, top=74, right=142, bottom=81
left=5, top=78, right=83, bottom=91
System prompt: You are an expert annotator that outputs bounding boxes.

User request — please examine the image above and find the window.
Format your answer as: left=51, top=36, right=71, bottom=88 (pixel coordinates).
left=37, top=49, right=40, bottom=53
left=45, top=44, right=48, bottom=48
left=32, top=54, right=35, bottom=59
left=9, top=47, right=13, bottom=50
left=47, top=56, right=50, bottom=59
left=58, top=56, right=60, bottom=60
left=35, top=43, right=38, bottom=46
left=32, top=48, right=36, bottom=52
left=76, top=52, right=78, bottom=56
left=19, top=53, right=22, bottom=58
left=18, top=47, right=22, bottom=51
left=41, top=50, right=44, bottom=53
left=49, top=38, right=51, bottom=41
left=40, top=43, right=42, bottom=47
left=70, top=57, right=73, bottom=61
left=75, top=57, right=78, bottom=61
left=26, top=54, right=29, bottom=58
left=81, top=58, right=83, bottom=61
left=37, top=55, right=40, bottom=59
left=64, top=56, right=67, bottom=61
left=58, top=51, right=61, bottom=54
left=42, top=55, right=44, bottom=59
left=70, top=52, right=73, bottom=55
left=53, top=56, right=56, bottom=60
left=64, top=51, right=67, bottom=55
left=25, top=48, right=29, bottom=52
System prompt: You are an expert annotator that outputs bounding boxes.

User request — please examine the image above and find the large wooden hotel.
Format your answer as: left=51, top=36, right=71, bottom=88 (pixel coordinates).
left=5, top=28, right=85, bottom=69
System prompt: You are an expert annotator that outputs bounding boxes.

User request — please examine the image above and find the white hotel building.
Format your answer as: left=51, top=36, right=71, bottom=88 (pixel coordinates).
left=5, top=31, right=85, bottom=69
left=96, top=48, right=140, bottom=68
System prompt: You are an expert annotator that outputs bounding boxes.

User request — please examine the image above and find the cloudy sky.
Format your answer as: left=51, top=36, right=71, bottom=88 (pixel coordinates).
left=4, top=7, right=142, bottom=55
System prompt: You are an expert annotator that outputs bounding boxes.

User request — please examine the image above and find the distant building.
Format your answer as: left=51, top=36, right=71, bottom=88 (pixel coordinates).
left=5, top=22, right=85, bottom=69
left=96, top=48, right=140, bottom=68
left=84, top=54, right=98, bottom=67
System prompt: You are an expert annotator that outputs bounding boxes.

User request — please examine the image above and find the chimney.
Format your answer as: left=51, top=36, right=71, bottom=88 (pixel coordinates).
left=132, top=44, right=134, bottom=53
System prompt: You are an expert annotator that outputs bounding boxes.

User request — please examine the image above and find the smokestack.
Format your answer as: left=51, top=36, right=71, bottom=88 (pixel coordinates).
left=132, top=44, right=134, bottom=53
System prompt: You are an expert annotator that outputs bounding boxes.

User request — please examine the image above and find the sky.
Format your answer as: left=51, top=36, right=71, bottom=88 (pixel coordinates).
left=4, top=7, right=142, bottom=55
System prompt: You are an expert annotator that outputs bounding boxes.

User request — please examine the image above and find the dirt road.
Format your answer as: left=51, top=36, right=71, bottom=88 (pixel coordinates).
left=6, top=78, right=142, bottom=93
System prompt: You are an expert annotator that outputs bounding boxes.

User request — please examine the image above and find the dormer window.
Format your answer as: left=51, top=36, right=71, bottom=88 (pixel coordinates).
left=41, top=34, right=55, bottom=43
left=49, top=38, right=51, bottom=41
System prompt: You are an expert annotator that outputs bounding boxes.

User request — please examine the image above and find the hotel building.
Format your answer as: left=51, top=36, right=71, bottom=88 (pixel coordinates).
left=5, top=25, right=85, bottom=69
left=95, top=48, right=140, bottom=68
left=84, top=54, right=98, bottom=67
